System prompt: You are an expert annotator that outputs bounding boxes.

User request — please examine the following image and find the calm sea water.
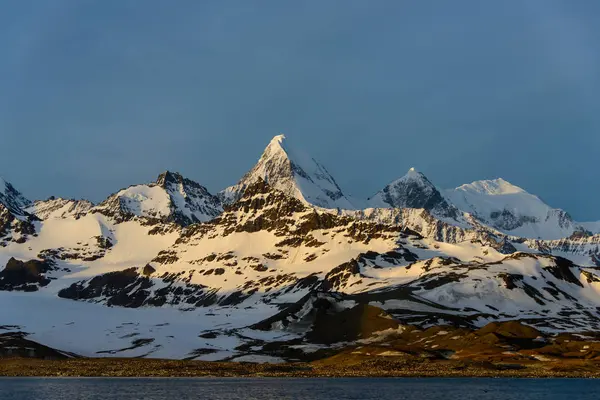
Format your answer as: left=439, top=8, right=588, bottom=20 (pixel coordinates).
left=0, top=377, right=599, bottom=399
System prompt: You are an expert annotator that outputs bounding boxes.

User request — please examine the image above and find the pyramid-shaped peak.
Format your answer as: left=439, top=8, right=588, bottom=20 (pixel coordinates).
left=260, top=134, right=294, bottom=162
left=155, top=171, right=185, bottom=186
left=219, top=134, right=354, bottom=209
left=403, top=167, right=424, bottom=179
left=368, top=167, right=457, bottom=218
left=270, top=134, right=286, bottom=146
left=390, top=167, right=432, bottom=187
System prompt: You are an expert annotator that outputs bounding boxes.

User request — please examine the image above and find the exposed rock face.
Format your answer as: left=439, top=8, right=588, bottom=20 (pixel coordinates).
left=307, top=303, right=400, bottom=345
left=0, top=179, right=38, bottom=245
left=58, top=268, right=158, bottom=307
left=188, top=179, right=404, bottom=246
left=0, top=206, right=36, bottom=246
left=369, top=168, right=458, bottom=219
left=219, top=135, right=355, bottom=209
left=0, top=332, right=73, bottom=359
left=525, top=234, right=600, bottom=267
left=0, top=204, right=15, bottom=239
left=155, top=171, right=222, bottom=225
left=321, top=260, right=362, bottom=292
left=0, top=178, right=31, bottom=216
left=57, top=266, right=309, bottom=309
left=489, top=237, right=517, bottom=254
left=26, top=197, right=93, bottom=220
left=345, top=207, right=485, bottom=244
left=490, top=209, right=536, bottom=231
left=0, top=258, right=54, bottom=291
left=92, top=171, right=222, bottom=226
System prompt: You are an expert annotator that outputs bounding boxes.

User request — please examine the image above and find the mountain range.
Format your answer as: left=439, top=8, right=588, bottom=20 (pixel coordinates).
left=2, top=134, right=600, bottom=363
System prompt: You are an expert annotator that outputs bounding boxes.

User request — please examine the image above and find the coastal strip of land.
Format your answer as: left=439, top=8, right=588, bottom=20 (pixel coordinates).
left=2, top=358, right=600, bottom=378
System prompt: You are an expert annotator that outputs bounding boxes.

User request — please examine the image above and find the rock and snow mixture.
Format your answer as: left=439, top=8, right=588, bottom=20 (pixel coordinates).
left=1, top=135, right=600, bottom=361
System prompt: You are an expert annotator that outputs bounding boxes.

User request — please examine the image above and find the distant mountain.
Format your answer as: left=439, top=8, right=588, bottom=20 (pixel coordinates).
left=444, top=178, right=588, bottom=240
left=93, top=171, right=222, bottom=226
left=368, top=168, right=458, bottom=219
left=219, top=135, right=355, bottom=209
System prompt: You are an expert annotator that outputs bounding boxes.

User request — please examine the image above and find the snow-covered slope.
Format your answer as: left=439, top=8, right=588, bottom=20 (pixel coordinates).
left=220, top=135, right=355, bottom=209
left=93, top=171, right=222, bottom=226
left=368, top=168, right=458, bottom=219
left=444, top=178, right=585, bottom=240
left=27, top=197, right=94, bottom=220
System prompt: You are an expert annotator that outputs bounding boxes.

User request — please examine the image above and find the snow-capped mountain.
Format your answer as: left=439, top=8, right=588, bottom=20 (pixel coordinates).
left=0, top=177, right=32, bottom=216
left=93, top=171, right=222, bottom=226
left=444, top=178, right=590, bottom=240
left=27, top=197, right=94, bottom=220
left=220, top=135, right=355, bottom=209
left=3, top=178, right=600, bottom=361
left=2, top=137, right=600, bottom=362
left=368, top=168, right=458, bottom=219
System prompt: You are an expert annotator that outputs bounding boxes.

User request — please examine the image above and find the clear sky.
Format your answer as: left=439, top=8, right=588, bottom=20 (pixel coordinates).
left=1, top=0, right=599, bottom=220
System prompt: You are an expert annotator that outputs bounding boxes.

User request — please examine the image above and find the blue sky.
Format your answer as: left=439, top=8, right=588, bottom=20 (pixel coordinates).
left=1, top=0, right=599, bottom=220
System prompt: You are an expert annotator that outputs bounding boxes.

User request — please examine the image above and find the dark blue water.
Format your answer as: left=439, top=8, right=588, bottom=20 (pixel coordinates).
left=0, top=377, right=598, bottom=399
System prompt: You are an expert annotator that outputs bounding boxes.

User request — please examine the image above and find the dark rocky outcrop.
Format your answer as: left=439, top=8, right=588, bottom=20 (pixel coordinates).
left=544, top=256, right=583, bottom=287
left=142, top=264, right=156, bottom=276
left=58, top=268, right=152, bottom=307
left=321, top=260, right=362, bottom=291
left=307, top=303, right=400, bottom=344
left=0, top=258, right=54, bottom=291
left=0, top=332, right=74, bottom=359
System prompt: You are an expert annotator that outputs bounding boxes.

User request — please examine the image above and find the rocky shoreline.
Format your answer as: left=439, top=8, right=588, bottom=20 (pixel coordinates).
left=2, top=357, right=600, bottom=378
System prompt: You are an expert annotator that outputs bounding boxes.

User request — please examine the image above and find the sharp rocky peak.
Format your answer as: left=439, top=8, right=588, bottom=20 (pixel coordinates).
left=156, top=171, right=183, bottom=186
left=394, top=167, right=431, bottom=185
left=219, top=134, right=354, bottom=210
left=155, top=171, right=197, bottom=189
left=369, top=168, right=458, bottom=219
left=94, top=171, right=222, bottom=226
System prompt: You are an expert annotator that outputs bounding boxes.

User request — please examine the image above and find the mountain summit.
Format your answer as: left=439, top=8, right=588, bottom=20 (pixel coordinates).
left=444, top=178, right=579, bottom=239
left=219, top=135, right=354, bottom=209
left=93, top=171, right=222, bottom=225
left=368, top=168, right=457, bottom=218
